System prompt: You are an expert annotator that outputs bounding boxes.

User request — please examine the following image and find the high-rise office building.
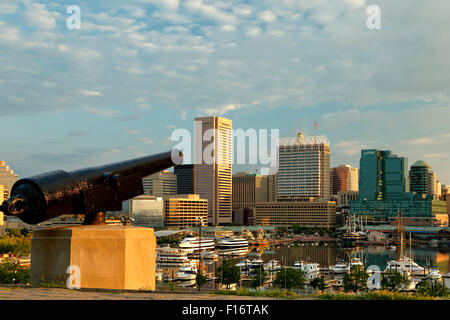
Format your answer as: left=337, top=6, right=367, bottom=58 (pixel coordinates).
left=254, top=198, right=336, bottom=229
left=129, top=195, right=164, bottom=229
left=330, top=164, right=359, bottom=196
left=232, top=172, right=271, bottom=210
left=277, top=130, right=330, bottom=199
left=358, top=149, right=409, bottom=201
left=174, top=164, right=195, bottom=195
left=142, top=170, right=177, bottom=197
left=409, top=160, right=434, bottom=196
left=351, top=149, right=448, bottom=226
left=164, top=194, right=208, bottom=230
left=194, top=116, right=232, bottom=225
left=0, top=161, right=18, bottom=200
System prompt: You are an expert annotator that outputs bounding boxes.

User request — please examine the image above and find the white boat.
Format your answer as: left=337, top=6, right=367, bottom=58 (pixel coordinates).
left=349, top=258, right=364, bottom=269
left=264, top=260, right=282, bottom=272
left=175, top=264, right=197, bottom=281
left=426, top=267, right=442, bottom=281
left=216, top=236, right=249, bottom=249
left=218, top=247, right=249, bottom=256
left=332, top=261, right=349, bottom=274
left=249, top=259, right=265, bottom=270
left=200, top=251, right=218, bottom=260
left=156, top=247, right=190, bottom=267
left=384, top=256, right=427, bottom=276
left=294, top=261, right=320, bottom=273
left=235, top=259, right=252, bottom=269
left=179, top=237, right=216, bottom=252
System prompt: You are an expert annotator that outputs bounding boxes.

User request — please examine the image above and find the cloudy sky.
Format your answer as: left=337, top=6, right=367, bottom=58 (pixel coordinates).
left=1, top=0, right=449, bottom=183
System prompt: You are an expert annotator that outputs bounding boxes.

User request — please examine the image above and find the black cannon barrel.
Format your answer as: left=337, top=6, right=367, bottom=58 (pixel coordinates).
left=0, top=149, right=182, bottom=224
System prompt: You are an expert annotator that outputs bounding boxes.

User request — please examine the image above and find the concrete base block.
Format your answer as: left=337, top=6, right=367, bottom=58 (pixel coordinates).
left=30, top=225, right=156, bottom=290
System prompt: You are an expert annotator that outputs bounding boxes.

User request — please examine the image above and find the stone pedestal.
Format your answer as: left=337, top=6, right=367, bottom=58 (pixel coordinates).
left=30, top=225, right=156, bottom=290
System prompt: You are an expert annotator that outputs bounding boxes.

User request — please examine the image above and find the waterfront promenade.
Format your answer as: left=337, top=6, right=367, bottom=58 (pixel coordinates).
left=0, top=285, right=294, bottom=300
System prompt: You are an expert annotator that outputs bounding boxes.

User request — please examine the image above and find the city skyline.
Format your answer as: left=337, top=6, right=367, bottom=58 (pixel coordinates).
left=1, top=1, right=449, bottom=184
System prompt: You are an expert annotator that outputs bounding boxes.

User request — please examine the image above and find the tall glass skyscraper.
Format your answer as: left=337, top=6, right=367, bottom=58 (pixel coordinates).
left=409, top=160, right=433, bottom=196
left=358, top=149, right=408, bottom=201
left=351, top=150, right=447, bottom=225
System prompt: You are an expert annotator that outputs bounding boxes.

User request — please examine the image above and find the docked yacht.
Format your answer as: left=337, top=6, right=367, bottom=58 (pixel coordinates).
left=179, top=237, right=216, bottom=252
left=349, top=258, right=364, bottom=269
left=249, top=259, right=265, bottom=270
left=384, top=256, right=427, bottom=276
left=216, top=236, right=249, bottom=249
left=156, top=247, right=190, bottom=268
left=175, top=264, right=197, bottom=281
left=218, top=247, right=248, bottom=256
left=426, top=266, right=442, bottom=281
left=294, top=261, right=320, bottom=273
left=235, top=259, right=252, bottom=269
left=332, top=261, right=349, bottom=274
left=264, top=260, right=282, bottom=272
left=200, top=251, right=218, bottom=260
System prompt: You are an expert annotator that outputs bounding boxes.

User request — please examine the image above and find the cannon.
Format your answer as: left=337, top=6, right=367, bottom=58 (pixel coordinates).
left=0, top=149, right=182, bottom=225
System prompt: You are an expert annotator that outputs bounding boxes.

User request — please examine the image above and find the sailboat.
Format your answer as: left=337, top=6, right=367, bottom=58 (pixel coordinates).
left=341, top=215, right=367, bottom=241
left=384, top=210, right=426, bottom=287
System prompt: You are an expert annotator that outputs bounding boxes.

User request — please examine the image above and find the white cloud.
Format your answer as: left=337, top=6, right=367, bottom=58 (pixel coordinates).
left=84, top=106, right=119, bottom=117
left=0, top=2, right=18, bottom=15
left=23, top=3, right=57, bottom=30
left=139, top=137, right=156, bottom=144
left=259, top=10, right=276, bottom=22
left=79, top=90, right=103, bottom=97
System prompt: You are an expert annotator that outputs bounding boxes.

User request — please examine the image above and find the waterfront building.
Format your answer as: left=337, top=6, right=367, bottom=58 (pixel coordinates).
left=0, top=161, right=18, bottom=199
left=277, top=130, right=330, bottom=199
left=358, top=149, right=409, bottom=201
left=164, top=194, right=208, bottom=230
left=350, top=150, right=448, bottom=226
left=253, top=198, right=336, bottom=229
left=194, top=116, right=232, bottom=225
left=142, top=170, right=177, bottom=197
left=268, top=173, right=277, bottom=202
left=337, top=191, right=359, bottom=212
left=330, top=164, right=359, bottom=196
left=232, top=172, right=271, bottom=209
left=174, top=164, right=195, bottom=195
left=409, top=160, right=434, bottom=196
left=129, top=195, right=164, bottom=229
left=350, top=195, right=447, bottom=226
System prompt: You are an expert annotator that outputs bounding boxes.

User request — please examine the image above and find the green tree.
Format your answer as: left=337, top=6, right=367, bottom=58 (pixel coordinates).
left=6, top=229, right=21, bottom=238
left=416, top=280, right=450, bottom=297
left=274, top=268, right=306, bottom=291
left=0, top=234, right=31, bottom=256
left=20, top=228, right=30, bottom=237
left=196, top=273, right=208, bottom=292
left=310, top=277, right=326, bottom=292
left=250, top=267, right=268, bottom=289
left=343, top=265, right=369, bottom=293
left=381, top=270, right=411, bottom=291
left=215, top=259, right=240, bottom=290
left=0, top=258, right=30, bottom=284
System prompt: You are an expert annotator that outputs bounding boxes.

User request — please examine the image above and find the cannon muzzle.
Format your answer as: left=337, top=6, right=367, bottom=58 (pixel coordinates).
left=0, top=149, right=183, bottom=224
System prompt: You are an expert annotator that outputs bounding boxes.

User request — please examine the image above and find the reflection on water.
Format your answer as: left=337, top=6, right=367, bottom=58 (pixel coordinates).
left=156, top=243, right=450, bottom=289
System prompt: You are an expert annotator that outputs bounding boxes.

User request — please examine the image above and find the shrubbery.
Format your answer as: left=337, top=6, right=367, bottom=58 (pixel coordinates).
left=0, top=230, right=32, bottom=256
left=0, top=258, right=30, bottom=285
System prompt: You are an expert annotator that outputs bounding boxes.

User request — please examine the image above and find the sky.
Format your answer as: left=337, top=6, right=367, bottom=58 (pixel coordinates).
left=0, top=0, right=449, bottom=183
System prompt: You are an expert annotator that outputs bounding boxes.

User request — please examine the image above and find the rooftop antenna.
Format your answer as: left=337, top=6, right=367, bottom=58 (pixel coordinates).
left=313, top=121, right=319, bottom=144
